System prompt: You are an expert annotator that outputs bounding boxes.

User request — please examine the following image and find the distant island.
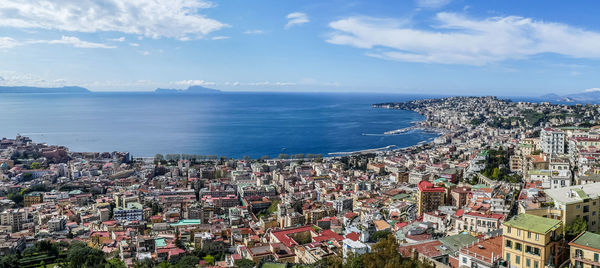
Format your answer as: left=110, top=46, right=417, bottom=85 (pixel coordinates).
left=154, top=85, right=221, bottom=94
left=0, top=86, right=90, bottom=93
left=539, top=91, right=600, bottom=103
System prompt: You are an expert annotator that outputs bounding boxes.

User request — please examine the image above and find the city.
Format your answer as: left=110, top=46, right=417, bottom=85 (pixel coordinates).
left=1, top=97, right=600, bottom=268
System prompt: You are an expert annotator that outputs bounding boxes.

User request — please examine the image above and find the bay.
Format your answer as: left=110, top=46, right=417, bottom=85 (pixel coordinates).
left=0, top=92, right=439, bottom=158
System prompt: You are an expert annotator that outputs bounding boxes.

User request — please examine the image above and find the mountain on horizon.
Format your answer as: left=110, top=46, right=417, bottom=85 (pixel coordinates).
left=154, top=85, right=221, bottom=94
left=0, top=86, right=90, bottom=93
left=539, top=91, right=600, bottom=103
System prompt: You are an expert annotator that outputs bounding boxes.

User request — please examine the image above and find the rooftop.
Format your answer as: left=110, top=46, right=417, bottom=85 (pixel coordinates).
left=503, top=214, right=561, bottom=234
left=545, top=183, right=600, bottom=205
left=569, top=231, right=600, bottom=251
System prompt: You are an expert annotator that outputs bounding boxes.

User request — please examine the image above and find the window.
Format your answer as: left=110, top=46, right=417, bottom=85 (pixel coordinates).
left=534, top=247, right=540, bottom=256
left=506, top=253, right=511, bottom=262
left=517, top=229, right=521, bottom=236
left=526, top=245, right=532, bottom=254
left=506, top=240, right=513, bottom=248
left=507, top=227, right=511, bottom=233
left=463, top=257, right=467, bottom=263
left=526, top=259, right=531, bottom=267
left=516, top=256, right=520, bottom=264
left=527, top=232, right=531, bottom=239
left=535, top=233, right=539, bottom=241
left=516, top=243, right=522, bottom=251
left=595, top=253, right=599, bottom=262
left=534, top=261, right=538, bottom=268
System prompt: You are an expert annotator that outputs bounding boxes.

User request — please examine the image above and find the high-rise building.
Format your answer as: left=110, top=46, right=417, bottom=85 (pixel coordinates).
left=417, top=180, right=445, bottom=216
left=541, top=128, right=565, bottom=155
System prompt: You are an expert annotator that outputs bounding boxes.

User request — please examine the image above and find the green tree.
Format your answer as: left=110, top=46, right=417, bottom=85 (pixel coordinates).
left=234, top=259, right=255, bottom=268
left=30, top=162, right=41, bottom=169
left=106, top=258, right=127, bottom=268
left=492, top=167, right=500, bottom=179
left=202, top=255, right=214, bottom=265
left=370, top=230, right=392, bottom=242
left=67, top=242, right=106, bottom=268
left=361, top=234, right=400, bottom=268
left=175, top=255, right=199, bottom=268
left=565, top=217, right=588, bottom=239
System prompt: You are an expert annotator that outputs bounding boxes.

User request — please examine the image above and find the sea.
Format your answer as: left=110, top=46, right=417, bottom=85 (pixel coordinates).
left=0, top=92, right=440, bottom=159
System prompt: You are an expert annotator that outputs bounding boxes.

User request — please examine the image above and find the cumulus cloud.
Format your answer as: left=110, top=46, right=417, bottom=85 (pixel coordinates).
left=327, top=13, right=600, bottom=65
left=0, top=0, right=226, bottom=40
left=286, top=12, right=309, bottom=29
left=416, top=0, right=452, bottom=8
left=129, top=42, right=140, bottom=47
left=584, top=88, right=600, bottom=93
left=30, top=36, right=116, bottom=48
left=173, top=80, right=216, bottom=86
left=243, top=29, right=265, bottom=35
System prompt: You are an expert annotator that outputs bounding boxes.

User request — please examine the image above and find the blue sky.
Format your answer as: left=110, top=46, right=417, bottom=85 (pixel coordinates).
left=1, top=0, right=600, bottom=96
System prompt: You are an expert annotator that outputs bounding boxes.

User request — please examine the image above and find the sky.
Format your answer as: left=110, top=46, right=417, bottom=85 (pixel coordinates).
left=1, top=0, right=600, bottom=96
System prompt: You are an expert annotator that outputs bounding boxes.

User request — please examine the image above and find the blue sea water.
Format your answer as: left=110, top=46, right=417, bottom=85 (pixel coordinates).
left=0, top=92, right=438, bottom=158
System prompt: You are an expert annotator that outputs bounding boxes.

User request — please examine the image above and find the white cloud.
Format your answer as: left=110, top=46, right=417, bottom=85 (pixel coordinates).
left=141, top=51, right=150, bottom=56
left=109, top=37, right=126, bottom=42
left=584, top=88, right=600, bottom=93
left=0, top=70, right=68, bottom=87
left=327, top=13, right=600, bottom=65
left=173, top=80, right=216, bottom=86
left=286, top=12, right=309, bottom=29
left=30, top=36, right=116, bottom=48
left=0, top=0, right=226, bottom=40
left=129, top=42, right=140, bottom=47
left=211, top=36, right=230, bottom=40
left=416, top=0, right=452, bottom=8
left=244, top=29, right=265, bottom=35
left=0, top=37, right=19, bottom=49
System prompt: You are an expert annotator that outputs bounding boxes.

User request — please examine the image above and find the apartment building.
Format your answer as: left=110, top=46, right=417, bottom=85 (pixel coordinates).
left=569, top=232, right=600, bottom=268
left=417, top=180, right=445, bottom=216
left=502, top=214, right=565, bottom=268
left=545, top=183, right=600, bottom=232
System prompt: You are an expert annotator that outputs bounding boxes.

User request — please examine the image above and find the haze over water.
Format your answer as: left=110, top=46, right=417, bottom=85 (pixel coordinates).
left=0, top=92, right=438, bottom=158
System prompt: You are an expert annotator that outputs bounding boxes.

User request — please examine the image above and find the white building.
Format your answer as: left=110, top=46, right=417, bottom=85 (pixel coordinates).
left=540, top=128, right=565, bottom=155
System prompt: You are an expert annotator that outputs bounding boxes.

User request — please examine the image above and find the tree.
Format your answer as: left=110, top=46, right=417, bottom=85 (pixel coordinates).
left=0, top=254, right=19, bottom=268
left=30, top=162, right=41, bottom=169
left=361, top=234, right=405, bottom=268
left=202, top=255, right=215, bottom=265
left=492, top=167, right=500, bottom=179
left=234, top=259, right=255, bottom=268
left=370, top=230, right=392, bottom=242
left=106, top=258, right=127, bottom=268
left=67, top=242, right=106, bottom=268
left=565, top=217, right=587, bottom=239
left=175, top=255, right=199, bottom=268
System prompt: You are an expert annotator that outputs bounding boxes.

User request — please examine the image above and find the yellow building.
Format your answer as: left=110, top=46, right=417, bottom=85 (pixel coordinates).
left=569, top=232, right=600, bottom=268
left=545, top=183, right=600, bottom=232
left=502, top=214, right=565, bottom=268
left=24, top=192, right=43, bottom=207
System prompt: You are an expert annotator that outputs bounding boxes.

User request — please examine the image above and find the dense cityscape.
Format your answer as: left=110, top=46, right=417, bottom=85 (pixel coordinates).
left=1, top=96, right=600, bottom=268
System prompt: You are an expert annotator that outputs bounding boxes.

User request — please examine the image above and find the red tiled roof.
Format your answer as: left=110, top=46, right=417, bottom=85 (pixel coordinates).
left=345, top=232, right=360, bottom=241
left=399, top=240, right=443, bottom=258
left=418, top=180, right=445, bottom=193
left=271, top=226, right=317, bottom=247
